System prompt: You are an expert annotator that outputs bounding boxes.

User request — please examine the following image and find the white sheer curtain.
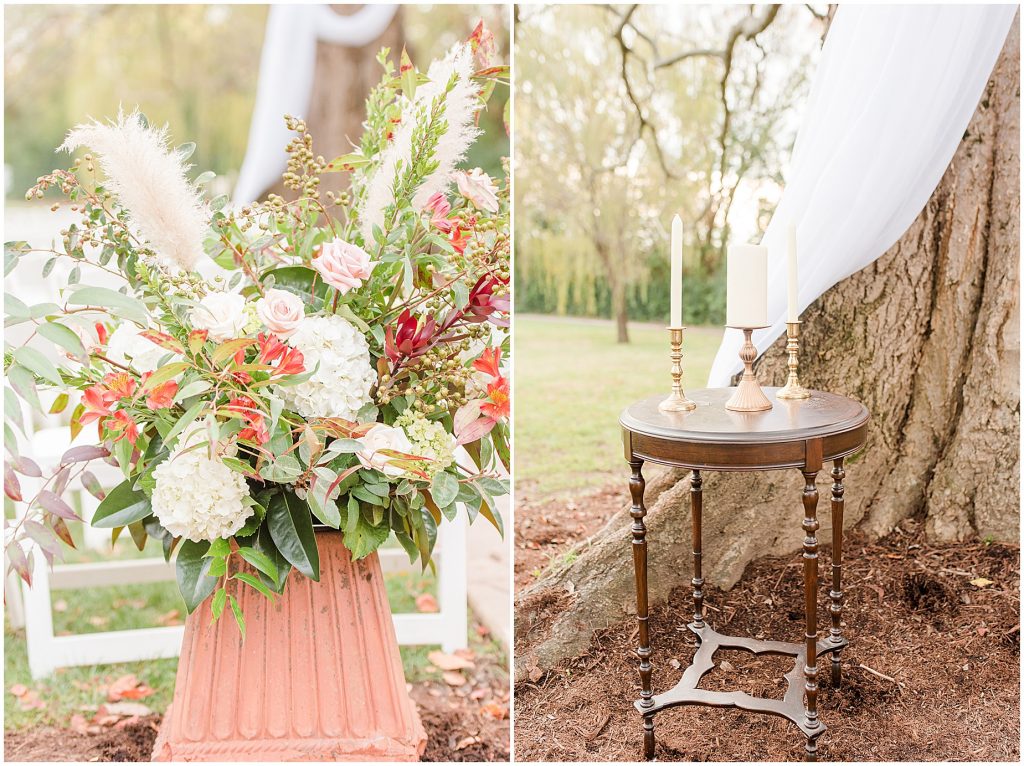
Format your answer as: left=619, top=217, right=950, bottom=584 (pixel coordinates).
left=708, top=4, right=1017, bottom=386
left=232, top=4, right=398, bottom=206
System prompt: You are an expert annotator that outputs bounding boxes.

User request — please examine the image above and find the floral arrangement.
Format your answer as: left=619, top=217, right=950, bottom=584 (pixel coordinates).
left=4, top=24, right=509, bottom=633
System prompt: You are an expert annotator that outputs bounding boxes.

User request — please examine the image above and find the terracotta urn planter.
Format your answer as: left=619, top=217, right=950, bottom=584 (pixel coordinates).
left=152, top=532, right=427, bottom=761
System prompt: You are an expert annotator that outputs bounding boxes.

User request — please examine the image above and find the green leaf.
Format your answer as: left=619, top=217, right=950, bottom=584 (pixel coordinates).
left=211, top=338, right=256, bottom=366
left=211, top=587, right=227, bottom=620
left=233, top=571, right=276, bottom=600
left=343, top=513, right=390, bottom=560
left=255, top=524, right=291, bottom=593
left=141, top=361, right=190, bottom=391
left=205, top=537, right=230, bottom=558
left=91, top=479, right=152, bottom=528
left=163, top=400, right=206, bottom=447
left=260, top=266, right=328, bottom=302
left=176, top=539, right=218, bottom=613
left=7, top=365, right=41, bottom=412
left=67, top=286, right=147, bottom=324
left=237, top=546, right=279, bottom=582
left=228, top=594, right=245, bottom=638
left=13, top=347, right=63, bottom=386
left=35, top=321, right=86, bottom=360
left=195, top=170, right=216, bottom=184
left=267, top=491, right=320, bottom=580
left=430, top=471, right=460, bottom=508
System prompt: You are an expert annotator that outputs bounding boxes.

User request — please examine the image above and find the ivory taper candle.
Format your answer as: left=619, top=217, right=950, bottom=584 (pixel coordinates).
left=670, top=214, right=683, bottom=327
left=726, top=244, right=768, bottom=327
left=787, top=222, right=799, bottom=322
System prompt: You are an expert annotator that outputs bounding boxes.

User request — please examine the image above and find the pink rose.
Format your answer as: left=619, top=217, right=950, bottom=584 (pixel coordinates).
left=256, top=288, right=305, bottom=338
left=454, top=169, right=499, bottom=213
left=424, top=191, right=454, bottom=233
left=313, top=238, right=375, bottom=294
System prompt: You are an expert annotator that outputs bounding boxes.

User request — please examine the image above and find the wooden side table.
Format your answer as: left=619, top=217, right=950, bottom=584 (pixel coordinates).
left=620, top=387, right=869, bottom=761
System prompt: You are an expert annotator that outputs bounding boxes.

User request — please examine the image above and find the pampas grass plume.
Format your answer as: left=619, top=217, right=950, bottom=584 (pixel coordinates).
left=60, top=110, right=208, bottom=271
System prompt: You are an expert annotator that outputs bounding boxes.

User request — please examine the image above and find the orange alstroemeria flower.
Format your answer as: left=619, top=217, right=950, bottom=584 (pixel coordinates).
left=472, top=347, right=502, bottom=379
left=105, top=410, right=139, bottom=445
left=145, top=380, right=178, bottom=410
left=79, top=385, right=113, bottom=426
left=481, top=377, right=510, bottom=421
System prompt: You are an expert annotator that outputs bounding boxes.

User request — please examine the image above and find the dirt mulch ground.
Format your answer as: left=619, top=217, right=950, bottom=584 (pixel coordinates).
left=515, top=480, right=630, bottom=591
left=514, top=483, right=1020, bottom=762
left=4, top=663, right=510, bottom=762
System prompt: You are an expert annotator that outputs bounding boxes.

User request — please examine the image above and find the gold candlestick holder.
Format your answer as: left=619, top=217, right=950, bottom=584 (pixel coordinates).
left=777, top=321, right=811, bottom=400
left=725, top=326, right=773, bottom=412
left=658, top=327, right=696, bottom=413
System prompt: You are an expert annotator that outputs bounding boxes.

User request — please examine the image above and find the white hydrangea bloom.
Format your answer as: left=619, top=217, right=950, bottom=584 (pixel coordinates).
left=151, top=421, right=252, bottom=542
left=275, top=315, right=375, bottom=420
left=106, top=323, right=170, bottom=373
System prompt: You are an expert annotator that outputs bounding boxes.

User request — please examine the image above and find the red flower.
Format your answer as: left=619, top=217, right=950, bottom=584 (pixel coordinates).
left=105, top=410, right=139, bottom=445
left=257, top=333, right=305, bottom=377
left=472, top=347, right=502, bottom=379
left=449, top=224, right=470, bottom=255
left=145, top=380, right=178, bottom=410
left=226, top=397, right=269, bottom=445
left=385, top=309, right=437, bottom=364
left=94, top=322, right=109, bottom=346
left=481, top=377, right=510, bottom=421
left=466, top=274, right=510, bottom=326
left=80, top=385, right=113, bottom=426
left=275, top=346, right=305, bottom=376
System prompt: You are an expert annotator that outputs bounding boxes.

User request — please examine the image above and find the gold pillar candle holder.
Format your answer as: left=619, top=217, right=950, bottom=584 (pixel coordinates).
left=658, top=327, right=697, bottom=413
left=777, top=321, right=811, bottom=400
left=725, top=327, right=773, bottom=412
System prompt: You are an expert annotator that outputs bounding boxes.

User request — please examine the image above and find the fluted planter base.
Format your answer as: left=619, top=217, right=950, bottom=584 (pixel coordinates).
left=152, top=533, right=427, bottom=762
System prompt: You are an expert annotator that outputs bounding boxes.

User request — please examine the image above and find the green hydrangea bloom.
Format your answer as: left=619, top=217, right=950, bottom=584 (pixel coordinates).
left=395, top=411, right=455, bottom=478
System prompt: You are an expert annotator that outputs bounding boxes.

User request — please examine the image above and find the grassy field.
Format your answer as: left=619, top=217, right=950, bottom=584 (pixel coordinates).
left=3, top=532, right=503, bottom=731
left=514, top=315, right=722, bottom=496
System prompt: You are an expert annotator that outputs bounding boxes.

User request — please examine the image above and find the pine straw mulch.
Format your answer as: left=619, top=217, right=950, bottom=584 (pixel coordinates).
left=4, top=657, right=510, bottom=762
left=514, top=501, right=1020, bottom=762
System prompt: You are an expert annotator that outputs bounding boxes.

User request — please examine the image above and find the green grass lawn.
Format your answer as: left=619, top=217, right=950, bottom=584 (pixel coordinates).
left=514, top=315, right=722, bottom=496
left=4, top=530, right=503, bottom=731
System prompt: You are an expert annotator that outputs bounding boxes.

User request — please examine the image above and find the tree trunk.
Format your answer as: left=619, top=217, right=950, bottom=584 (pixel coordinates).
left=515, top=17, right=1019, bottom=678
left=266, top=6, right=404, bottom=200
left=612, top=278, right=630, bottom=343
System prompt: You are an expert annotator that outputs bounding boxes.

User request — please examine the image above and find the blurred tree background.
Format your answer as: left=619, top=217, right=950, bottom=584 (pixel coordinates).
left=4, top=4, right=509, bottom=201
left=514, top=4, right=825, bottom=335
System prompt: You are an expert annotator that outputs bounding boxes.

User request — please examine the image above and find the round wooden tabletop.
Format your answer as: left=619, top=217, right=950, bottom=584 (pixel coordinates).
left=620, top=387, right=869, bottom=471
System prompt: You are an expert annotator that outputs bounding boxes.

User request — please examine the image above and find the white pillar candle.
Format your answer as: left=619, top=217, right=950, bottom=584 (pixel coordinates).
left=670, top=214, right=683, bottom=327
left=726, top=244, right=768, bottom=327
left=787, top=222, right=799, bottom=322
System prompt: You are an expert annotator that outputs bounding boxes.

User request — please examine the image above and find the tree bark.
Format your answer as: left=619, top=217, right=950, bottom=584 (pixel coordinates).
left=515, top=17, right=1019, bottom=678
left=265, top=6, right=404, bottom=200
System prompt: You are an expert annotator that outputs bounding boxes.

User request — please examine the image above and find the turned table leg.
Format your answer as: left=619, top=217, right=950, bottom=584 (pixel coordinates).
left=801, top=467, right=821, bottom=761
left=629, top=458, right=655, bottom=759
left=690, top=469, right=704, bottom=629
left=829, top=458, right=846, bottom=688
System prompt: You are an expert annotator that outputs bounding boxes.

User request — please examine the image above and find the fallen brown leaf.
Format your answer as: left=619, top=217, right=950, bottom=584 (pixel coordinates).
left=428, top=651, right=475, bottom=671
left=415, top=593, right=439, bottom=613
left=443, top=671, right=467, bottom=686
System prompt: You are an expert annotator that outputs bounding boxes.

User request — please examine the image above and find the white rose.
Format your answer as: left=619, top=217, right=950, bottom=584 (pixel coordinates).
left=190, top=291, right=247, bottom=342
left=356, top=424, right=417, bottom=478
left=256, top=288, right=305, bottom=338
left=454, top=168, right=499, bottom=212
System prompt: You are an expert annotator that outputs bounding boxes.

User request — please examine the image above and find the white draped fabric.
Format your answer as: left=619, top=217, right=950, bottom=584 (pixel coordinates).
left=232, top=4, right=398, bottom=206
left=708, top=4, right=1017, bottom=386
